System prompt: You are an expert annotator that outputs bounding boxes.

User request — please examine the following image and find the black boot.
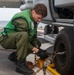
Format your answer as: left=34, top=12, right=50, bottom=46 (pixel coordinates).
left=8, top=52, right=17, bottom=63
left=16, top=60, right=34, bottom=74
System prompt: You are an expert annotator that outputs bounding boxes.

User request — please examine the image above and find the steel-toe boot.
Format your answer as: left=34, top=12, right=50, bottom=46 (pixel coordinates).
left=16, top=60, right=34, bottom=74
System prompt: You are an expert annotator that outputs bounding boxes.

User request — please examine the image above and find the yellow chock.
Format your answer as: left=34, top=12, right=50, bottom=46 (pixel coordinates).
left=36, top=58, right=55, bottom=68
left=36, top=59, right=45, bottom=68
left=49, top=63, right=55, bottom=68
left=47, top=66, right=61, bottom=75
left=36, top=58, right=61, bottom=75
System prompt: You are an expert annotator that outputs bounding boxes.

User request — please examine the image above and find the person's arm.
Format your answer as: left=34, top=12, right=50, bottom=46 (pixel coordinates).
left=28, top=42, right=39, bottom=53
left=12, top=18, right=28, bottom=31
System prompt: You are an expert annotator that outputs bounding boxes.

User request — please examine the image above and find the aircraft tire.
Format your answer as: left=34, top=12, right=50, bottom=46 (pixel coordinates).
left=54, top=27, right=74, bottom=75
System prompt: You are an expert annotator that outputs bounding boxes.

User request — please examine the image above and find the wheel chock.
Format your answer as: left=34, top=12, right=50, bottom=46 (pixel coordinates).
left=49, top=63, right=55, bottom=68
left=36, top=59, right=61, bottom=75
left=47, top=66, right=61, bottom=75
left=36, top=59, right=45, bottom=68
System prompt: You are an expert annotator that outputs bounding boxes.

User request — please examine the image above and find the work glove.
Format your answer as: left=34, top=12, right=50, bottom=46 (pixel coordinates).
left=36, top=48, right=49, bottom=60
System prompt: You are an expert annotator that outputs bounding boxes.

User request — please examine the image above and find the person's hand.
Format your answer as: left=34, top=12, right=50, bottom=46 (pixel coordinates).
left=32, top=47, right=39, bottom=53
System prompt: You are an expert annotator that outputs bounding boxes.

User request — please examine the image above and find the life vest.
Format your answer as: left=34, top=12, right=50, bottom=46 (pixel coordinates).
left=1, top=9, right=37, bottom=42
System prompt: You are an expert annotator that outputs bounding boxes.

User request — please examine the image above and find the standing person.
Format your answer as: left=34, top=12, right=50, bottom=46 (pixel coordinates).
left=0, top=4, right=47, bottom=74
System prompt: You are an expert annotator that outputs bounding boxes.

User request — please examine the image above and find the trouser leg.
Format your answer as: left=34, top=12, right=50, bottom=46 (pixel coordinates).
left=16, top=32, right=28, bottom=60
left=0, top=32, right=34, bottom=74
left=0, top=32, right=29, bottom=60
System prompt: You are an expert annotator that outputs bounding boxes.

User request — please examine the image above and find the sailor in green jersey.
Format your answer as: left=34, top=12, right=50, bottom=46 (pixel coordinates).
left=0, top=4, right=47, bottom=74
